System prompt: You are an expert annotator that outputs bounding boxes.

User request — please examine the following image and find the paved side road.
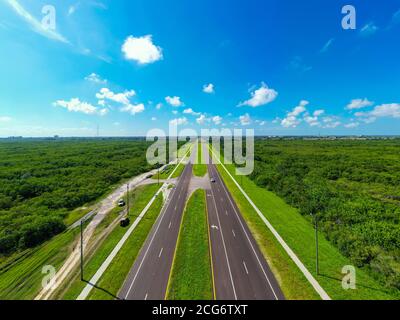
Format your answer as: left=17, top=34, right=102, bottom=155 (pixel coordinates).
left=119, top=149, right=195, bottom=300
left=204, top=143, right=285, bottom=300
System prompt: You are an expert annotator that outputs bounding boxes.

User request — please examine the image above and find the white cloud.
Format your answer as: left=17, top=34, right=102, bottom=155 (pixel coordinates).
left=344, top=122, right=360, bottom=129
left=170, top=117, right=188, bottom=126
left=196, top=114, right=207, bottom=125
left=121, top=103, right=145, bottom=116
left=313, top=109, right=325, bottom=117
left=355, top=103, right=400, bottom=123
left=85, top=73, right=107, bottom=84
left=165, top=96, right=184, bottom=107
left=98, top=108, right=109, bottom=116
left=68, top=4, right=78, bottom=16
left=346, top=98, right=374, bottom=110
left=281, top=100, right=308, bottom=128
left=96, top=88, right=135, bottom=105
left=238, top=83, right=278, bottom=107
left=320, top=38, right=334, bottom=53
left=172, top=110, right=178, bottom=115
left=239, top=113, right=251, bottom=126
left=212, top=116, right=222, bottom=125
left=322, top=116, right=341, bottom=128
left=360, top=22, right=379, bottom=36
left=122, top=35, right=163, bottom=65
left=151, top=117, right=157, bottom=121
left=183, top=108, right=200, bottom=116
left=203, top=83, right=215, bottom=94
left=6, top=0, right=69, bottom=43
left=156, top=103, right=163, bottom=110
left=0, top=116, right=12, bottom=122
left=53, top=98, right=98, bottom=115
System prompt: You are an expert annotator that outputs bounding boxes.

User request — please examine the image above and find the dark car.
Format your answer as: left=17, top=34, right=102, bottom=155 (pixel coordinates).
left=211, top=178, right=216, bottom=183
left=120, top=217, right=130, bottom=227
left=118, top=199, right=126, bottom=207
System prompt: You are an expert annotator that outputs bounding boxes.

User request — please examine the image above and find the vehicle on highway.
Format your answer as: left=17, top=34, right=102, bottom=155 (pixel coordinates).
left=118, top=199, right=126, bottom=207
left=210, top=178, right=216, bottom=183
left=120, top=217, right=130, bottom=227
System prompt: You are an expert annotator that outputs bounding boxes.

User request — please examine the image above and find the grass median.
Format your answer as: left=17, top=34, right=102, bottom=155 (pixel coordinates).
left=210, top=146, right=398, bottom=300
left=193, top=142, right=207, bottom=177
left=166, top=189, right=213, bottom=300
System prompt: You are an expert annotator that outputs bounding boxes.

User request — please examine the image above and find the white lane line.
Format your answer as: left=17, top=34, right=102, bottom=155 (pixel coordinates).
left=243, top=261, right=249, bottom=275
left=168, top=222, right=172, bottom=229
left=210, top=182, right=238, bottom=300
left=210, top=146, right=331, bottom=300
left=232, top=229, right=236, bottom=238
left=226, top=210, right=229, bottom=216
left=144, top=293, right=148, bottom=300
left=123, top=155, right=191, bottom=300
left=159, top=248, right=164, bottom=258
left=216, top=168, right=279, bottom=300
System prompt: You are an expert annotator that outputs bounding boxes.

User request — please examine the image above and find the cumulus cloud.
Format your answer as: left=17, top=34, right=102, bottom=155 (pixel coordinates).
left=156, top=103, right=163, bottom=110
left=281, top=100, right=309, bottom=128
left=165, top=96, right=184, bottom=107
left=212, top=116, right=222, bottom=125
left=355, top=103, right=400, bottom=123
left=54, top=98, right=99, bottom=115
left=346, top=98, right=374, bottom=110
left=121, top=103, right=145, bottom=116
left=239, top=113, right=251, bottom=126
left=85, top=73, right=107, bottom=84
left=203, top=83, right=215, bottom=94
left=170, top=117, right=188, bottom=126
left=238, top=83, right=278, bottom=107
left=122, top=35, right=163, bottom=65
left=96, top=88, right=135, bottom=105
left=196, top=114, right=207, bottom=125
left=183, top=108, right=200, bottom=116
left=322, top=116, right=341, bottom=128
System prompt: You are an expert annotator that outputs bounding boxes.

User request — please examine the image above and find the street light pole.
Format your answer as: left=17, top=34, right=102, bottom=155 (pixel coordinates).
left=80, top=220, right=84, bottom=281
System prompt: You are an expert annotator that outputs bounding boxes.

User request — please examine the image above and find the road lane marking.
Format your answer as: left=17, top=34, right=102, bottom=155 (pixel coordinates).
left=232, top=229, right=236, bottom=238
left=243, top=261, right=249, bottom=275
left=210, top=184, right=238, bottom=300
left=168, top=222, right=172, bottom=229
left=144, top=293, right=148, bottom=300
left=226, top=210, right=229, bottom=216
left=159, top=248, right=164, bottom=258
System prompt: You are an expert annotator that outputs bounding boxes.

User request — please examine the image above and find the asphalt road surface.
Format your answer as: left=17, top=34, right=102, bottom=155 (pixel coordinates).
left=205, top=144, right=285, bottom=300
left=119, top=159, right=193, bottom=300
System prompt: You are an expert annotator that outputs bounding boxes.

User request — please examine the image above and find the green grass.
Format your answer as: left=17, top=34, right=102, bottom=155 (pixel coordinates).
left=211, top=146, right=398, bottom=300
left=64, top=207, right=92, bottom=226
left=193, top=142, right=207, bottom=177
left=0, top=227, right=80, bottom=300
left=58, top=183, right=161, bottom=300
left=167, top=189, right=213, bottom=300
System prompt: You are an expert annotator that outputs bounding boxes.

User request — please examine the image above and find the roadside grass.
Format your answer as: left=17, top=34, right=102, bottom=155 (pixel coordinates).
left=167, top=189, right=213, bottom=300
left=212, top=148, right=398, bottom=300
left=193, top=142, right=207, bottom=177
left=0, top=228, right=80, bottom=300
left=59, top=184, right=161, bottom=300
left=64, top=207, right=92, bottom=226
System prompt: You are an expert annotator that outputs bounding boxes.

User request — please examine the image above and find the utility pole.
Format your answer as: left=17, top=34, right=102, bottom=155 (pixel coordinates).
left=80, top=220, right=84, bottom=281
left=158, top=167, right=160, bottom=186
left=312, top=213, right=320, bottom=275
left=127, top=184, right=130, bottom=217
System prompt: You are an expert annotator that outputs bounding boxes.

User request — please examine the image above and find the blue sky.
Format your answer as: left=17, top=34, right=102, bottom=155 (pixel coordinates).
left=0, top=0, right=400, bottom=137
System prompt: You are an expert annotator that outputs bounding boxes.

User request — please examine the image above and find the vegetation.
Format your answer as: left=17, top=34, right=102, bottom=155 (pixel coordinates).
left=59, top=184, right=162, bottom=300
left=213, top=139, right=400, bottom=299
left=193, top=142, right=207, bottom=177
left=167, top=189, right=213, bottom=300
left=0, top=138, right=156, bottom=256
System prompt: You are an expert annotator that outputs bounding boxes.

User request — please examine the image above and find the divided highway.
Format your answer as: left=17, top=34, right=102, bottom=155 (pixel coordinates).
left=204, top=144, right=285, bottom=300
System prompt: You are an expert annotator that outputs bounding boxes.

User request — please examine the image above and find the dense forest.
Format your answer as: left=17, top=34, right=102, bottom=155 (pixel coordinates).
left=247, top=138, right=400, bottom=290
left=0, top=138, right=159, bottom=256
